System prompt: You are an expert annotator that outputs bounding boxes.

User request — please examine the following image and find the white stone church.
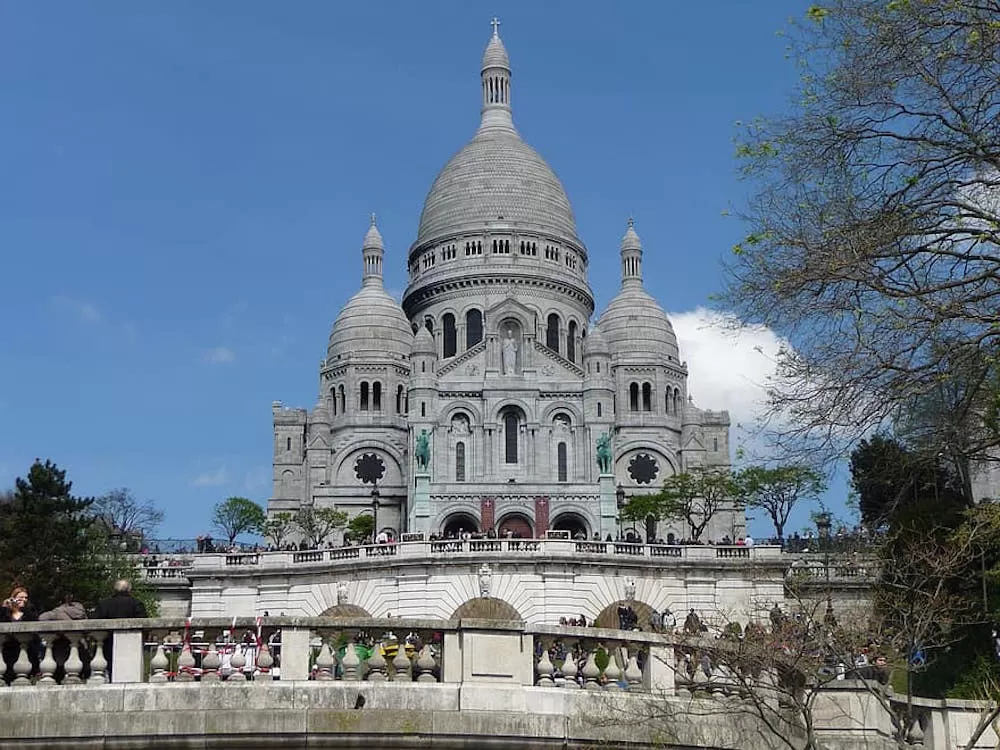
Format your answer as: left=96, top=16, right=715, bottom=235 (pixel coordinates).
left=268, top=24, right=743, bottom=544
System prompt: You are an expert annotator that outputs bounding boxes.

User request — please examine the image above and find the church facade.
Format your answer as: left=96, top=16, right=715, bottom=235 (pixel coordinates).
left=268, top=25, right=742, bottom=544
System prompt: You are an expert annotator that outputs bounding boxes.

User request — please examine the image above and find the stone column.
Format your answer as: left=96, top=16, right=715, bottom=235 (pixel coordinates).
left=412, top=473, right=432, bottom=535
left=599, top=473, right=617, bottom=540
left=110, top=629, right=144, bottom=683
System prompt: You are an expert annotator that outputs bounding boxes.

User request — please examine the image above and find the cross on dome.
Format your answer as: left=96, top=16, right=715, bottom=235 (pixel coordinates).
left=370, top=212, right=377, bottom=226
left=490, top=17, right=501, bottom=36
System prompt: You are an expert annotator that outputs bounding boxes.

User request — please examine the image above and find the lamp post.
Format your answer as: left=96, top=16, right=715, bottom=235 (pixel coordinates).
left=371, top=486, right=380, bottom=540
left=616, top=483, right=626, bottom=541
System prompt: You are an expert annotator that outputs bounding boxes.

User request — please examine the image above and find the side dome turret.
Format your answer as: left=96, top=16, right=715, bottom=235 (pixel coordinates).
left=327, top=216, right=414, bottom=361
left=598, top=219, right=680, bottom=364
left=412, top=324, right=437, bottom=357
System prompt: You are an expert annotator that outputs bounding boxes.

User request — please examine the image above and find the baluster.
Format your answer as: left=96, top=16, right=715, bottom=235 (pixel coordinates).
left=62, top=638, right=84, bottom=685
left=366, top=643, right=387, bottom=682
left=391, top=640, right=412, bottom=682
left=176, top=642, right=196, bottom=682
left=313, top=642, right=335, bottom=681
left=256, top=642, right=274, bottom=681
left=604, top=644, right=624, bottom=691
left=10, top=637, right=32, bottom=686
left=37, top=639, right=57, bottom=686
left=416, top=644, right=437, bottom=683
left=559, top=642, right=579, bottom=689
left=341, top=638, right=361, bottom=681
left=88, top=632, right=107, bottom=684
left=535, top=640, right=555, bottom=687
left=228, top=647, right=247, bottom=681
left=581, top=642, right=601, bottom=690
left=201, top=643, right=221, bottom=682
left=149, top=639, right=170, bottom=683
left=624, top=651, right=643, bottom=690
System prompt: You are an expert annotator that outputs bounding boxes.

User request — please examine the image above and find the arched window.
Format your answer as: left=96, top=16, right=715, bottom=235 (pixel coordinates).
left=396, top=385, right=404, bottom=414
left=557, top=442, right=567, bottom=482
left=466, top=309, right=483, bottom=348
left=629, top=382, right=639, bottom=411
left=286, top=436, right=291, bottom=451
left=504, top=411, right=519, bottom=464
left=597, top=402, right=602, bottom=417
left=360, top=381, right=369, bottom=411
left=567, top=321, right=578, bottom=362
left=373, top=381, right=382, bottom=411
left=642, top=382, right=652, bottom=411
left=442, top=313, right=457, bottom=358
left=456, top=442, right=466, bottom=482
left=673, top=388, right=681, bottom=415
left=421, top=402, right=426, bottom=417
left=331, top=389, right=338, bottom=416
left=546, top=313, right=560, bottom=352
left=424, top=316, right=434, bottom=334
left=665, top=387, right=671, bottom=415
left=339, top=385, right=346, bottom=414
left=713, top=437, right=719, bottom=452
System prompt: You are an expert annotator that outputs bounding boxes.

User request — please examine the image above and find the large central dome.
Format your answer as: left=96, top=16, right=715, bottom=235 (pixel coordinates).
left=416, top=128, right=580, bottom=246
left=413, top=27, right=581, bottom=250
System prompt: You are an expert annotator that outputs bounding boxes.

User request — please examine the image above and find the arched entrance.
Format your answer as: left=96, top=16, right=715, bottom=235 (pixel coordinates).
left=594, top=600, right=658, bottom=631
left=450, top=598, right=523, bottom=621
left=318, top=604, right=372, bottom=618
left=442, top=512, right=479, bottom=538
left=497, top=512, right=533, bottom=539
left=552, top=512, right=589, bottom=540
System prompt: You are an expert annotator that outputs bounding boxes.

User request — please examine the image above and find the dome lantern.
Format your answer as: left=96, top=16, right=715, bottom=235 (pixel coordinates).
left=481, top=18, right=513, bottom=132
left=362, top=213, right=384, bottom=287
left=620, top=217, right=643, bottom=289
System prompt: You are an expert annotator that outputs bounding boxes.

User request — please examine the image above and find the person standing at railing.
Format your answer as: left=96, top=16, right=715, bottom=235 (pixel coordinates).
left=0, top=586, right=38, bottom=623
left=95, top=579, right=147, bottom=619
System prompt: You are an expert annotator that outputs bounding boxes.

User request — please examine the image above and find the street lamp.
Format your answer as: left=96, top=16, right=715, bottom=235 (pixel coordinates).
left=616, top=483, right=626, bottom=541
left=371, top=486, right=380, bottom=540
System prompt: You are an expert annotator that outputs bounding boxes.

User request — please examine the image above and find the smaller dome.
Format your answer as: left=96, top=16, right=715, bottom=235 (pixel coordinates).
left=327, top=286, right=413, bottom=361
left=583, top=325, right=609, bottom=356
left=482, top=29, right=510, bottom=70
left=363, top=218, right=383, bottom=251
left=598, top=288, right=679, bottom=363
left=413, top=325, right=436, bottom=356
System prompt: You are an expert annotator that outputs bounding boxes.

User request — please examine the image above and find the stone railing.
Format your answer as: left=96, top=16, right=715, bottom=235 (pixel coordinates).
left=0, top=617, right=670, bottom=691
left=178, top=542, right=782, bottom=572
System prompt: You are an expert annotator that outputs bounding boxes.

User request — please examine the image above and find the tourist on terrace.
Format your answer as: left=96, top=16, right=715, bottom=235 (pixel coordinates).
left=0, top=586, right=38, bottom=622
left=95, top=579, right=147, bottom=619
left=39, top=594, right=87, bottom=621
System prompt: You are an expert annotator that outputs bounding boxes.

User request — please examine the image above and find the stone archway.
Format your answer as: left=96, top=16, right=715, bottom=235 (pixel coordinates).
left=450, top=597, right=523, bottom=621
left=497, top=513, right=532, bottom=539
left=594, top=600, right=658, bottom=631
left=552, top=512, right=589, bottom=540
left=318, top=604, right=372, bottom=618
left=442, top=512, right=479, bottom=537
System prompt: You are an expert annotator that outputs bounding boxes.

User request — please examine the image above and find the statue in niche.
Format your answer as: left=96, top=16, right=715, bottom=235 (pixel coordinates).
left=596, top=433, right=613, bottom=474
left=554, top=415, right=570, bottom=435
left=415, top=429, right=431, bottom=471
left=452, top=414, right=470, bottom=435
left=478, top=563, right=493, bottom=598
left=337, top=581, right=349, bottom=605
left=501, top=327, right=518, bottom=375
left=623, top=577, right=636, bottom=602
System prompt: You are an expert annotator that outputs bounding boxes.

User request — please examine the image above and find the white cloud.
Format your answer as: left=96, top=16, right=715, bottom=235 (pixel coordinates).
left=192, top=466, right=229, bottom=487
left=51, top=295, right=102, bottom=324
left=202, top=346, right=236, bottom=365
left=668, top=306, right=787, bottom=428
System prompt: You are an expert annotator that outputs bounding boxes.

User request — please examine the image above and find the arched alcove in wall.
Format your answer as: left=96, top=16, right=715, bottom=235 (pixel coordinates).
left=318, top=604, right=373, bottom=618
left=497, top=512, right=533, bottom=539
left=450, top=597, right=523, bottom=621
left=551, top=512, right=589, bottom=538
left=593, top=600, right=658, bottom=631
left=442, top=512, right=480, bottom=536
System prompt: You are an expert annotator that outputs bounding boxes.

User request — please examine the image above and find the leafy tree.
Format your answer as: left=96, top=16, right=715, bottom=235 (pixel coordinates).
left=262, top=512, right=295, bottom=548
left=622, top=469, right=737, bottom=542
left=211, top=496, right=265, bottom=546
left=0, top=460, right=153, bottom=613
left=722, top=0, right=1000, bottom=467
left=92, top=487, right=164, bottom=547
left=347, top=513, right=375, bottom=542
left=736, top=464, right=825, bottom=542
left=294, top=507, right=348, bottom=547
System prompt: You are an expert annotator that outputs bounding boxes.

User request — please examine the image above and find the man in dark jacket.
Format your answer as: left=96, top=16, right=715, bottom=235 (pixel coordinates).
left=95, top=579, right=147, bottom=619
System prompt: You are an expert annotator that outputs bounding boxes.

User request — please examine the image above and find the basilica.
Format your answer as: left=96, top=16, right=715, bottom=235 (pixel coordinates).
left=268, top=24, right=742, bottom=544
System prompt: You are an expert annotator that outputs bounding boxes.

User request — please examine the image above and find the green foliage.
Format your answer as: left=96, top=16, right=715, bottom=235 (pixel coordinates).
left=736, top=464, right=825, bottom=541
left=262, top=512, right=295, bottom=548
left=0, top=460, right=152, bottom=612
left=622, top=469, right=737, bottom=542
left=211, top=496, right=265, bottom=545
left=294, top=506, right=348, bottom=546
left=347, top=513, right=375, bottom=542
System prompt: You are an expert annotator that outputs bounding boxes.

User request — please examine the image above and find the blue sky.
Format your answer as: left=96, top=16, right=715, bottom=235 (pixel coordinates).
left=0, top=1, right=841, bottom=539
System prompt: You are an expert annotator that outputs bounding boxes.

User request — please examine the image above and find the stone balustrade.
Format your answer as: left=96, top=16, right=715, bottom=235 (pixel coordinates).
left=176, top=541, right=782, bottom=572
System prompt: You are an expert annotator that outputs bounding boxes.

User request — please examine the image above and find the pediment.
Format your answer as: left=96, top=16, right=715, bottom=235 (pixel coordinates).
left=682, top=431, right=706, bottom=452
left=437, top=340, right=487, bottom=378
left=485, top=297, right=537, bottom=333
left=533, top=341, right=584, bottom=379
left=307, top=432, right=330, bottom=450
